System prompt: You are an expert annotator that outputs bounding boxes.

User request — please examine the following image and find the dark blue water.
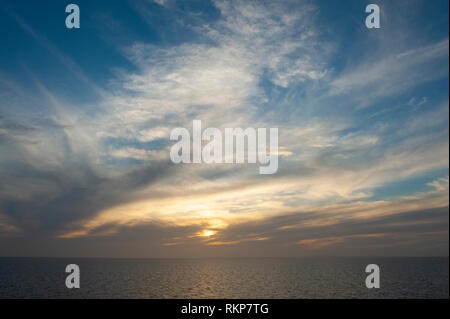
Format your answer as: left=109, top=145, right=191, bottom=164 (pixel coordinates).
left=0, top=257, right=448, bottom=298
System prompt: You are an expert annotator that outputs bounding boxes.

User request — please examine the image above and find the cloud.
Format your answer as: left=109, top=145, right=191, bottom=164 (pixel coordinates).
left=330, top=39, right=449, bottom=108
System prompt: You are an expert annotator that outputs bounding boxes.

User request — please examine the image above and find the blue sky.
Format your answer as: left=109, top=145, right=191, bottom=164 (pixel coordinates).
left=0, top=0, right=448, bottom=257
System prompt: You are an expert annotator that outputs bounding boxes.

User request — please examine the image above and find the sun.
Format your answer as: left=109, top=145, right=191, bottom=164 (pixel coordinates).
left=201, top=230, right=216, bottom=237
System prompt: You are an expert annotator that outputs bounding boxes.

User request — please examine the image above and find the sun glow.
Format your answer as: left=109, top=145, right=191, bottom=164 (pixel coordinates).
left=201, top=230, right=216, bottom=237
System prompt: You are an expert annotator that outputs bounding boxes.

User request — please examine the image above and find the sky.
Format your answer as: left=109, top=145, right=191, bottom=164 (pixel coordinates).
left=0, top=0, right=448, bottom=258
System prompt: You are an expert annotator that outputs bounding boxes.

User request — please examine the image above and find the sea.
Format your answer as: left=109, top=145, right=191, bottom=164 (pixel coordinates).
left=0, top=257, right=448, bottom=299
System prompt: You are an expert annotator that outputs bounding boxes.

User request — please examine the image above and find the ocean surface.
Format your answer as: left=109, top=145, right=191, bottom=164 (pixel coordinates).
left=0, top=257, right=448, bottom=299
